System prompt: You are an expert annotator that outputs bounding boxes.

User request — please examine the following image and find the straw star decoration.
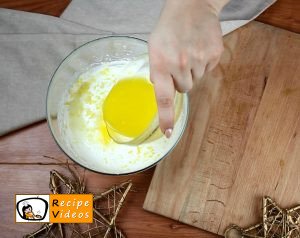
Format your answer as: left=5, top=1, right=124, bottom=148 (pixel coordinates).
left=24, top=164, right=132, bottom=238
left=225, top=197, right=300, bottom=238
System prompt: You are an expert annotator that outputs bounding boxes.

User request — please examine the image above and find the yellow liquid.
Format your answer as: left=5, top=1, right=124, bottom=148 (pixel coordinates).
left=103, top=77, right=158, bottom=138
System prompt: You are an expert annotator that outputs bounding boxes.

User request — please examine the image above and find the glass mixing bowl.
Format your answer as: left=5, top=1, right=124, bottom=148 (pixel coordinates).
left=46, top=36, right=189, bottom=175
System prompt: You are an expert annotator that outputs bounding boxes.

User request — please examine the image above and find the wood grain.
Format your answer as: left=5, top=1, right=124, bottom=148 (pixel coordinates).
left=219, top=29, right=300, bottom=229
left=0, top=0, right=70, bottom=17
left=0, top=164, right=216, bottom=238
left=257, top=0, right=300, bottom=33
left=0, top=122, right=69, bottom=164
left=144, top=22, right=300, bottom=235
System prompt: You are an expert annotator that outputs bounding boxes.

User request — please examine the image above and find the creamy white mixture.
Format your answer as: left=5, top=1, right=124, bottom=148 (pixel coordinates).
left=58, top=59, right=188, bottom=174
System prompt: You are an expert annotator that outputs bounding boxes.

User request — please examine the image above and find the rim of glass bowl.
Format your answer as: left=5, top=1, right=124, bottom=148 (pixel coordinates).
left=46, top=36, right=189, bottom=176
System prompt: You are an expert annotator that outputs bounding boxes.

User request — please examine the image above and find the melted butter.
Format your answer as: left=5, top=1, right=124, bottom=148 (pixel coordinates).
left=99, top=121, right=111, bottom=145
left=103, top=77, right=158, bottom=139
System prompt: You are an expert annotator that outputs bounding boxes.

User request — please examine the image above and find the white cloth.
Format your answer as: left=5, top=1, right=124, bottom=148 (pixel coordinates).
left=0, top=8, right=109, bottom=135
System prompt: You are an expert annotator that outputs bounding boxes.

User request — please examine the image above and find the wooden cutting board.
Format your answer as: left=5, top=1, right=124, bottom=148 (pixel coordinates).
left=144, top=21, right=300, bottom=236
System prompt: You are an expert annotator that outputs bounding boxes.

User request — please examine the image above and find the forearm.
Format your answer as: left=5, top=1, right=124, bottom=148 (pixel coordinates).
left=150, top=0, right=227, bottom=133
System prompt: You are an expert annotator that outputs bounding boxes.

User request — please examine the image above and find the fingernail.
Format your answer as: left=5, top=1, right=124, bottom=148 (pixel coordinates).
left=164, top=128, right=173, bottom=138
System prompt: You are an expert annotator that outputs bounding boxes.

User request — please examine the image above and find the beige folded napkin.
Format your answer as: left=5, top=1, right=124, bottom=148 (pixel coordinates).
left=0, top=8, right=110, bottom=135
left=61, top=0, right=276, bottom=35
left=0, top=8, right=104, bottom=34
left=0, top=0, right=276, bottom=136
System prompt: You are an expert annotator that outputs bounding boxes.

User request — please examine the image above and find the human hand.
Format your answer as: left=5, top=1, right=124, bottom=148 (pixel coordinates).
left=148, top=0, right=228, bottom=137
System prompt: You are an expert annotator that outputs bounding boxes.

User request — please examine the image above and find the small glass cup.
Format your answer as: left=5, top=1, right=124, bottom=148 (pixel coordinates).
left=103, top=54, right=185, bottom=145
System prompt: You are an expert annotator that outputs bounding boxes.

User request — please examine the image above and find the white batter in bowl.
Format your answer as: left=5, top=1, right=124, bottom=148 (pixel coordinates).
left=47, top=37, right=189, bottom=175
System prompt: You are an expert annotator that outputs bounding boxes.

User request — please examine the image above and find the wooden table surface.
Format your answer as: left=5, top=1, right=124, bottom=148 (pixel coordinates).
left=0, top=1, right=299, bottom=238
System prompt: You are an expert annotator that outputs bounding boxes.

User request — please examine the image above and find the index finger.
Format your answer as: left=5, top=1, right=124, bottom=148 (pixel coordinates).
left=150, top=69, right=175, bottom=138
